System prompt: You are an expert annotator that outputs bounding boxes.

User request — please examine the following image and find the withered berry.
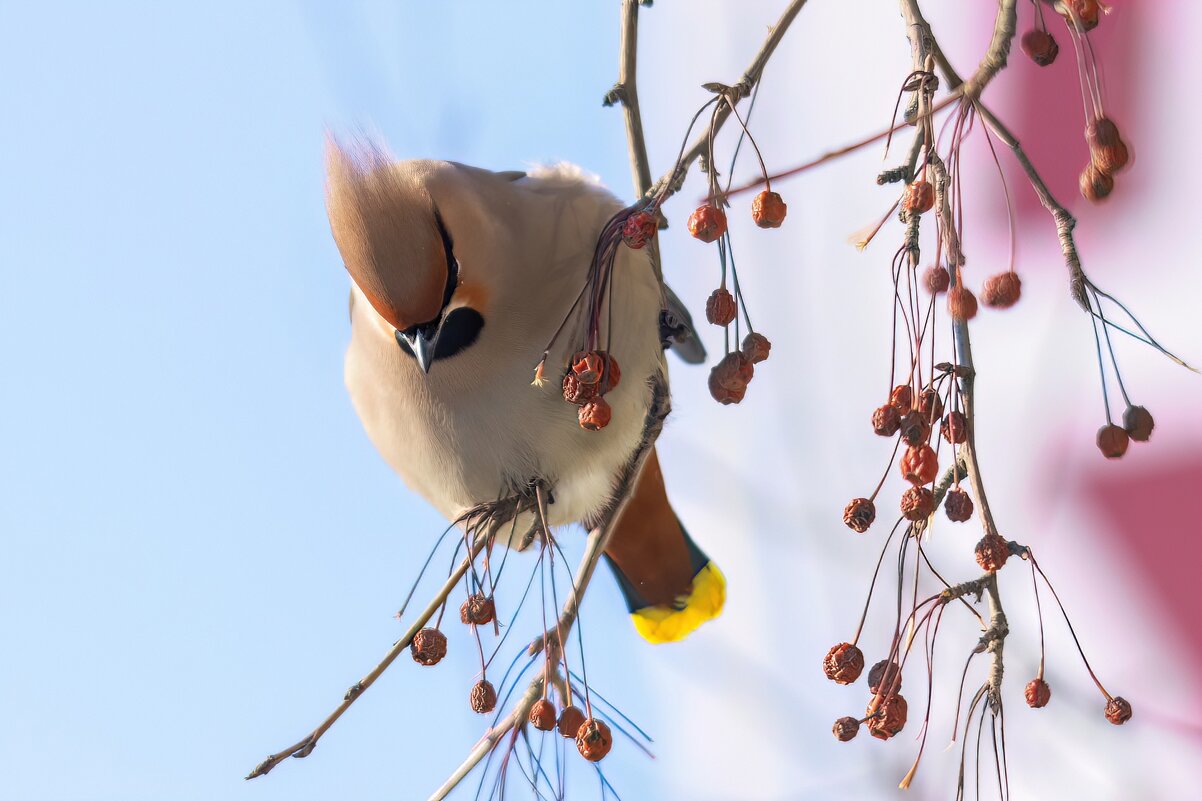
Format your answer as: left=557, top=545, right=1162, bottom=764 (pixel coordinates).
left=706, top=288, right=738, bottom=326
left=1021, top=29, right=1059, bottom=66
left=918, top=389, right=944, bottom=424
left=843, top=498, right=876, bottom=534
left=924, top=265, right=950, bottom=294
left=1096, top=423, right=1129, bottom=459
left=900, top=486, right=936, bottom=521
left=579, top=398, right=612, bottom=431
left=576, top=718, right=613, bottom=762
left=872, top=404, right=902, bottom=437
left=1059, top=0, right=1100, bottom=31
left=1105, top=696, right=1133, bottom=725
left=557, top=705, right=587, bottom=739
left=621, top=210, right=658, bottom=249
left=944, top=488, right=974, bottom=522
left=562, top=372, right=598, bottom=406
left=903, top=180, right=935, bottom=214
left=823, top=642, right=865, bottom=685
left=866, top=693, right=908, bottom=740
left=571, top=351, right=604, bottom=384
left=867, top=660, right=902, bottom=695
left=1080, top=163, right=1115, bottom=203
left=832, top=716, right=860, bottom=742
left=687, top=205, right=727, bottom=243
left=470, top=680, right=497, bottom=714
left=1088, top=117, right=1129, bottom=174
left=709, top=352, right=754, bottom=405
left=1025, top=678, right=1051, bottom=709
left=981, top=272, right=1022, bottom=309
left=900, top=444, right=939, bottom=486
left=948, top=285, right=979, bottom=321
left=975, top=533, right=1010, bottom=573
left=751, top=190, right=788, bottom=228
left=530, top=699, right=557, bottom=731
left=741, top=332, right=772, bottom=364
left=1123, top=405, right=1154, bottom=442
left=459, top=593, right=496, bottom=626
left=890, top=384, right=914, bottom=411
left=410, top=627, right=448, bottom=666
left=899, top=411, right=931, bottom=447
left=942, top=411, right=968, bottom=445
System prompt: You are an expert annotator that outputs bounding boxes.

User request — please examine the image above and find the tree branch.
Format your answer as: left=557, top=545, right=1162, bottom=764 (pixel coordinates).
left=604, top=0, right=654, bottom=199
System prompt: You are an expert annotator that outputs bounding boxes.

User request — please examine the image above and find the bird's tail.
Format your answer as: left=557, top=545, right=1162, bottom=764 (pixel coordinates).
left=603, top=448, right=725, bottom=644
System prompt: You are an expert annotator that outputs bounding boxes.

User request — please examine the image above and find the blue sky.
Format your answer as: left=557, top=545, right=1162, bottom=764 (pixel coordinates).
left=0, top=3, right=665, bottom=799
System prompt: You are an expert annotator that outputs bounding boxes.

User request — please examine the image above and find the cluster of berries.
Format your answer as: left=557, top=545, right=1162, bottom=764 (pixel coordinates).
left=823, top=643, right=909, bottom=742
left=561, top=350, right=621, bottom=432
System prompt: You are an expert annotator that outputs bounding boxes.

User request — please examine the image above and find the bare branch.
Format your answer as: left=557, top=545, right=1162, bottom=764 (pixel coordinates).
left=604, top=0, right=654, bottom=198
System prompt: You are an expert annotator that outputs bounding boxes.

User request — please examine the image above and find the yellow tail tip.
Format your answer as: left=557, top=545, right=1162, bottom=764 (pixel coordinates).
left=630, top=562, right=726, bottom=644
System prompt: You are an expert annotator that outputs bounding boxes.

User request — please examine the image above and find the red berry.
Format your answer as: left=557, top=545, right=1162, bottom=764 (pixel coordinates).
left=1087, top=117, right=1129, bottom=174
left=944, top=488, right=974, bottom=522
left=470, top=680, right=497, bottom=714
left=948, top=285, right=978, bottom=321
left=832, top=716, right=860, bottom=742
left=843, top=498, right=876, bottom=533
left=823, top=642, right=865, bottom=685
left=918, top=389, right=944, bottom=424
left=1059, top=0, right=1100, bottom=32
left=576, top=718, right=613, bottom=762
left=571, top=351, right=604, bottom=384
left=557, top=705, right=587, bottom=739
left=899, top=411, right=931, bottom=447
left=1105, top=696, right=1132, bottom=725
left=1123, top=405, right=1154, bottom=442
left=459, top=593, right=496, bottom=626
left=981, top=272, right=1022, bottom=309
left=1021, top=29, right=1059, bottom=66
left=621, top=210, right=658, bottom=249
left=900, top=486, right=935, bottom=521
left=866, top=693, right=908, bottom=740
left=709, top=352, right=754, bottom=405
left=1080, top=163, right=1115, bottom=203
left=530, top=699, right=557, bottom=731
left=705, top=288, right=738, bottom=326
left=942, top=411, right=968, bottom=445
left=410, top=627, right=448, bottom=666
left=872, top=404, right=902, bottom=437
left=975, top=533, right=1010, bottom=573
left=900, top=444, right=939, bottom=486
left=741, top=332, right=771, bottom=363
left=867, top=660, right=902, bottom=695
left=579, top=397, right=612, bottom=431
left=751, top=190, right=788, bottom=228
left=1096, top=424, right=1129, bottom=459
left=924, top=265, right=950, bottom=294
left=1025, top=678, right=1051, bottom=708
left=903, top=180, right=935, bottom=214
left=890, top=384, right=914, bottom=411
left=687, top=205, right=728, bottom=243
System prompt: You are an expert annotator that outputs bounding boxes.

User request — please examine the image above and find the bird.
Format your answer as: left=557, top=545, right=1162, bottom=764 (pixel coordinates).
left=325, top=137, right=724, bottom=643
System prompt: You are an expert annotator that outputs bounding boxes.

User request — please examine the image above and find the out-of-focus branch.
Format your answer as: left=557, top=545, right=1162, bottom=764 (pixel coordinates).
left=647, top=0, right=811, bottom=200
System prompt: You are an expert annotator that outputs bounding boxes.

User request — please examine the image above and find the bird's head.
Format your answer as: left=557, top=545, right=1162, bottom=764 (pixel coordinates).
left=325, top=138, right=513, bottom=373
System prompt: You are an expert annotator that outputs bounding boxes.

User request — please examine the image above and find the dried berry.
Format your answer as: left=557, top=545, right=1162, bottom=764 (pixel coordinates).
left=1096, top=423, right=1129, bottom=459
left=981, top=272, right=1022, bottom=309
left=899, top=411, right=931, bottom=447
left=709, top=352, right=754, bottom=405
left=576, top=718, right=613, bottom=762
left=571, top=351, right=604, bottom=384
left=941, top=410, right=968, bottom=445
left=1025, top=678, right=1051, bottom=708
left=890, top=384, right=914, bottom=411
left=1123, top=405, right=1154, bottom=442
left=596, top=352, right=620, bottom=393
left=867, top=660, right=902, bottom=695
left=1059, top=0, right=1099, bottom=31
left=872, top=404, right=902, bottom=437
left=843, top=498, right=876, bottom=534
left=706, top=287, right=738, bottom=326
left=470, top=680, right=497, bottom=714
left=832, top=716, right=860, bottom=742
left=410, top=627, right=447, bottom=666
left=866, top=693, right=908, bottom=740
left=621, top=210, right=658, bottom=249
left=530, top=699, right=557, bottom=731
left=944, top=488, right=974, bottom=523
left=562, top=371, right=598, bottom=405
left=459, top=593, right=496, bottom=626
left=823, top=642, right=865, bottom=685
left=741, top=332, right=772, bottom=364
left=1088, top=117, right=1129, bottom=174
left=924, top=265, right=950, bottom=294
left=579, top=397, right=612, bottom=431
left=751, top=190, right=788, bottom=228
left=975, top=533, right=1010, bottom=573
left=900, top=486, right=935, bottom=521
left=1080, top=163, right=1115, bottom=203
left=557, top=705, right=587, bottom=739
left=1105, top=696, right=1133, bottom=725
left=948, top=285, right=978, bottom=321
left=918, top=389, right=944, bottom=424
left=900, top=444, right=939, bottom=486
left=687, top=205, right=728, bottom=243
left=1021, top=29, right=1059, bottom=66
left=903, top=180, right=935, bottom=214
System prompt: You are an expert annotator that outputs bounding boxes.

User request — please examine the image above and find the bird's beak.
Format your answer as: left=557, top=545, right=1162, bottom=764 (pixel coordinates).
left=396, top=328, right=438, bottom=374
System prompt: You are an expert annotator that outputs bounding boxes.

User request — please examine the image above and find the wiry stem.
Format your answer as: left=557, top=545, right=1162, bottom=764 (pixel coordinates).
left=647, top=0, right=811, bottom=201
